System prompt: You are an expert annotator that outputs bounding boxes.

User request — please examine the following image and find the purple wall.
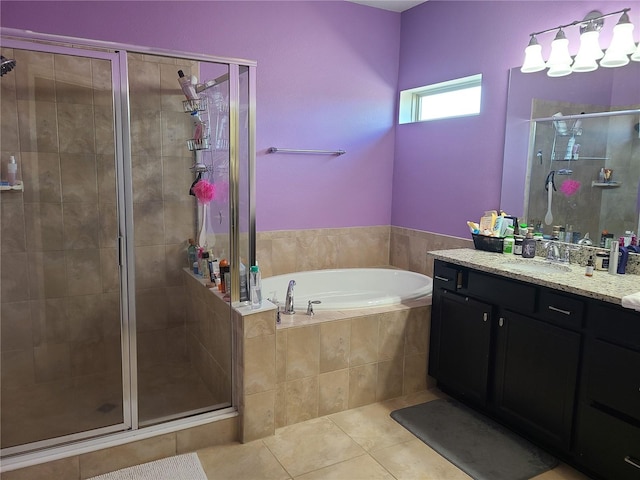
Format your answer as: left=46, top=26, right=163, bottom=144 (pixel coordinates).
left=395, top=0, right=638, bottom=238
left=0, top=1, right=400, bottom=232
left=2, top=1, right=638, bottom=238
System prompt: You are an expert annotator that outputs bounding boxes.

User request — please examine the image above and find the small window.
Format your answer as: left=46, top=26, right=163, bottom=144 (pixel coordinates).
left=399, top=74, right=482, bottom=124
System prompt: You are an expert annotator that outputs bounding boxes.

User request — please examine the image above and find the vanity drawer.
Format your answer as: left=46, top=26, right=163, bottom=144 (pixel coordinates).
left=537, top=289, right=584, bottom=330
left=467, top=271, right=536, bottom=313
left=433, top=261, right=462, bottom=291
left=584, top=339, right=640, bottom=422
left=576, top=404, right=640, bottom=480
left=589, top=302, right=640, bottom=350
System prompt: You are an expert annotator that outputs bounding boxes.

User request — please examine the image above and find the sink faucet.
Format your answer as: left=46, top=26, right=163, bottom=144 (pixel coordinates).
left=284, top=280, right=296, bottom=314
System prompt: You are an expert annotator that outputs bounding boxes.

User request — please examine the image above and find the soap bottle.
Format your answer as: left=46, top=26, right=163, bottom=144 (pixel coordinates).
left=7, top=155, right=17, bottom=186
left=585, top=256, right=594, bottom=277
left=521, top=228, right=536, bottom=258
left=187, top=238, right=197, bottom=271
left=250, top=264, right=262, bottom=309
left=177, top=70, right=198, bottom=100
left=239, top=262, right=249, bottom=302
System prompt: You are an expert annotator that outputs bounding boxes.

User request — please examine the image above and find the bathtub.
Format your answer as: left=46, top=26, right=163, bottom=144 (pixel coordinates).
left=261, top=268, right=432, bottom=311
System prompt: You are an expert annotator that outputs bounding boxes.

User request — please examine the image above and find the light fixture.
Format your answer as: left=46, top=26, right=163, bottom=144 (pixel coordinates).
left=546, top=29, right=573, bottom=76
left=521, top=35, right=546, bottom=72
left=521, top=8, right=639, bottom=77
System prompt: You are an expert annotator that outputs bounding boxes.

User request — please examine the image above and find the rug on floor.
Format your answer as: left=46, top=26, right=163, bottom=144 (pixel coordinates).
left=390, top=398, right=558, bottom=480
left=87, top=452, right=207, bottom=480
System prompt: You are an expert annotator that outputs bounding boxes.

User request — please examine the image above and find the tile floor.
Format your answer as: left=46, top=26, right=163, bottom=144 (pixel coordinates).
left=195, top=389, right=593, bottom=480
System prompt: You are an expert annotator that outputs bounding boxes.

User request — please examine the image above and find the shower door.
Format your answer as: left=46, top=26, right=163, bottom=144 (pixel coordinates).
left=0, top=40, right=130, bottom=454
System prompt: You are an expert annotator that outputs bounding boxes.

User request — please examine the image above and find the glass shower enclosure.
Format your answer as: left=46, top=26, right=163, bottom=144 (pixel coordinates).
left=0, top=29, right=255, bottom=458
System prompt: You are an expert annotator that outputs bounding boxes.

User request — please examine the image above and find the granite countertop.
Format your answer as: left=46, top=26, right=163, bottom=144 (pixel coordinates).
left=428, top=248, right=640, bottom=307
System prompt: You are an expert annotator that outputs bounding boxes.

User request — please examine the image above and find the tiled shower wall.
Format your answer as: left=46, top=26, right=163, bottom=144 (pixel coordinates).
left=127, top=53, right=198, bottom=373
left=0, top=47, right=123, bottom=404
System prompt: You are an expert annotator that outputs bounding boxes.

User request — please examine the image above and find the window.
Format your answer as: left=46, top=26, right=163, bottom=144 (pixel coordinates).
left=399, top=74, right=482, bottom=124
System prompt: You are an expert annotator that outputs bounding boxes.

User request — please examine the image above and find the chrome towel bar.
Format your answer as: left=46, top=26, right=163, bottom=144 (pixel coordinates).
left=267, top=147, right=346, bottom=156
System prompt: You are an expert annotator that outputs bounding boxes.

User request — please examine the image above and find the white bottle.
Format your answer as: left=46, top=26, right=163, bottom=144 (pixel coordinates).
left=177, top=70, right=198, bottom=100
left=250, top=265, right=262, bottom=309
left=7, top=156, right=17, bottom=186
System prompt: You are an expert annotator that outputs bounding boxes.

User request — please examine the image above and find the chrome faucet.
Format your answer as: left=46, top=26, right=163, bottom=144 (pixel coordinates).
left=306, top=300, right=321, bottom=316
left=544, top=241, right=561, bottom=262
left=284, top=280, right=296, bottom=314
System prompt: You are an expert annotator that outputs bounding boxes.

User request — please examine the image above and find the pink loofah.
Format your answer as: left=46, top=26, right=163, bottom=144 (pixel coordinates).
left=192, top=179, right=216, bottom=204
left=560, top=179, right=581, bottom=197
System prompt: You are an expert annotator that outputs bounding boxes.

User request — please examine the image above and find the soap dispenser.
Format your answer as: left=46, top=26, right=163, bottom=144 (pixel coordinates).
left=522, top=228, right=536, bottom=258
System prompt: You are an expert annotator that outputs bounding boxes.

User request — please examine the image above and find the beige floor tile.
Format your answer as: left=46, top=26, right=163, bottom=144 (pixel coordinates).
left=530, top=462, right=594, bottom=480
left=329, top=401, right=416, bottom=452
left=294, top=454, right=394, bottom=480
left=371, top=438, right=472, bottom=480
left=197, top=440, right=291, bottom=480
left=263, top=417, right=365, bottom=477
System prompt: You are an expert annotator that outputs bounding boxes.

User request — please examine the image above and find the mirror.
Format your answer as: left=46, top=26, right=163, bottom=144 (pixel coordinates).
left=500, top=62, right=640, bottom=244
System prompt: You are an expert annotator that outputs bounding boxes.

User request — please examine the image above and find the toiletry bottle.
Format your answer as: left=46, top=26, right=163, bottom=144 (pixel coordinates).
left=177, top=70, right=198, bottom=100
left=521, top=228, right=536, bottom=258
left=585, top=256, right=594, bottom=277
left=219, top=259, right=229, bottom=293
left=239, top=262, right=249, bottom=302
left=617, top=246, right=629, bottom=274
left=564, top=135, right=575, bottom=160
left=502, top=235, right=514, bottom=254
left=250, top=265, right=262, bottom=309
left=201, top=251, right=210, bottom=280
left=7, top=155, right=17, bottom=186
left=608, top=241, right=620, bottom=275
left=187, top=238, right=197, bottom=270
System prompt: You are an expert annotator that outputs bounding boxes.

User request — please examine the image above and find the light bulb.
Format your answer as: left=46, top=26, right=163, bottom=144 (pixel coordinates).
left=546, top=29, right=573, bottom=71
left=521, top=36, right=545, bottom=73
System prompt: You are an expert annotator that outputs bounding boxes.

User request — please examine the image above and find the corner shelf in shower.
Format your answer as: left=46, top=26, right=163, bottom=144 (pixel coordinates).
left=0, top=181, right=23, bottom=192
left=187, top=137, right=211, bottom=151
left=591, top=181, right=622, bottom=188
left=183, top=97, right=208, bottom=113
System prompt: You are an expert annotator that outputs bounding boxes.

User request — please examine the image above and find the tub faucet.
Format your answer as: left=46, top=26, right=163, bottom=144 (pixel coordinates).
left=285, top=280, right=296, bottom=314
left=306, top=300, right=321, bottom=316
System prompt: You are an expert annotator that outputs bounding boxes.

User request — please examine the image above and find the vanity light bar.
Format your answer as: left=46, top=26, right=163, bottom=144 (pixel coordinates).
left=521, top=8, right=640, bottom=77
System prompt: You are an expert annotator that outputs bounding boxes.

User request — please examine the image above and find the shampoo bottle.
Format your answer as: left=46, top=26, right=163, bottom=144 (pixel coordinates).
left=7, top=156, right=17, bottom=186
left=177, top=70, right=198, bottom=100
left=250, top=265, right=262, bottom=309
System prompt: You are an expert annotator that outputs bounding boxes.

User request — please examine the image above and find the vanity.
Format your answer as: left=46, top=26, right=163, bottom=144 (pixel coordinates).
left=428, top=248, right=640, bottom=480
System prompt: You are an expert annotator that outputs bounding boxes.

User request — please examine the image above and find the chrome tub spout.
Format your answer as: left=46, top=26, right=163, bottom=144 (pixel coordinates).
left=285, top=280, right=296, bottom=314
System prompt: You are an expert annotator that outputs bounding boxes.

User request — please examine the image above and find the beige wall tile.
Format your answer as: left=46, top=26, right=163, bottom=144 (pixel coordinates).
left=57, top=103, right=96, bottom=155
left=376, top=356, right=404, bottom=401
left=24, top=203, right=64, bottom=251
left=176, top=416, right=238, bottom=453
left=319, top=319, right=350, bottom=373
left=405, top=306, right=431, bottom=356
left=2, top=253, right=30, bottom=301
left=241, top=390, right=275, bottom=442
left=275, top=329, right=287, bottom=384
left=275, top=382, right=286, bottom=429
left=54, top=54, right=93, bottom=105
left=378, top=312, right=406, bottom=361
left=403, top=353, right=428, bottom=395
left=17, top=100, right=59, bottom=153
left=318, top=369, right=349, bottom=416
left=66, top=250, right=102, bottom=296
left=1, top=301, right=33, bottom=350
left=244, top=334, right=276, bottom=395
left=133, top=202, right=165, bottom=246
left=1, top=456, right=80, bottom=480
left=1, top=202, right=26, bottom=253
left=79, top=433, right=176, bottom=478
left=244, top=311, right=275, bottom=339
left=349, top=363, right=377, bottom=409
left=28, top=251, right=67, bottom=299
left=286, top=325, right=319, bottom=381
left=350, top=316, right=378, bottom=366
left=1, top=349, right=35, bottom=388
left=62, top=203, right=100, bottom=249
left=285, top=376, right=319, bottom=425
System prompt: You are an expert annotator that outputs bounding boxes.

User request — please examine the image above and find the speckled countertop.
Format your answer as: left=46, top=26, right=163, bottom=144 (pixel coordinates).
left=428, top=248, right=640, bottom=307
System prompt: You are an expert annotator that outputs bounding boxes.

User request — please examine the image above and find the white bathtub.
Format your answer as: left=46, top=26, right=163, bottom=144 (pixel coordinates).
left=261, top=268, right=432, bottom=311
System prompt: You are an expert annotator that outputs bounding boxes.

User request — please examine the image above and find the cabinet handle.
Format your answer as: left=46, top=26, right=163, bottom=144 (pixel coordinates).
left=483, top=313, right=488, bottom=322
left=435, top=275, right=450, bottom=282
left=548, top=305, right=571, bottom=315
left=499, top=317, right=504, bottom=327
left=624, top=456, right=640, bottom=470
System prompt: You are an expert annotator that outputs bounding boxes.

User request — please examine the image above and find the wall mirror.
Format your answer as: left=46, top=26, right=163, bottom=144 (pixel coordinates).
left=500, top=62, right=640, bottom=245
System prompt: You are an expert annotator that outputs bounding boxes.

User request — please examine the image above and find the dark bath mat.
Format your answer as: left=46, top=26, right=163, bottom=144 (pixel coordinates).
left=390, top=398, right=558, bottom=480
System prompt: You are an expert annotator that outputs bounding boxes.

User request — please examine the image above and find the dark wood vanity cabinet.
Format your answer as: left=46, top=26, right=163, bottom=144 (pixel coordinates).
left=429, top=259, right=640, bottom=480
left=574, top=302, right=640, bottom=480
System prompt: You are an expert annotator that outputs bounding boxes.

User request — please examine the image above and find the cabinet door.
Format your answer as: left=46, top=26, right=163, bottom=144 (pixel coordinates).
left=430, top=290, right=492, bottom=406
left=494, top=310, right=580, bottom=451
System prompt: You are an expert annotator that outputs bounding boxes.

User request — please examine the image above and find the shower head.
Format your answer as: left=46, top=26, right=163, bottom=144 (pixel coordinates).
left=1, top=56, right=16, bottom=76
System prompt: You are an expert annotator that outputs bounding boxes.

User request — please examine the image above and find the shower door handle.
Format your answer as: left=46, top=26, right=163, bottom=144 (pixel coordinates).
left=118, top=236, right=125, bottom=267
